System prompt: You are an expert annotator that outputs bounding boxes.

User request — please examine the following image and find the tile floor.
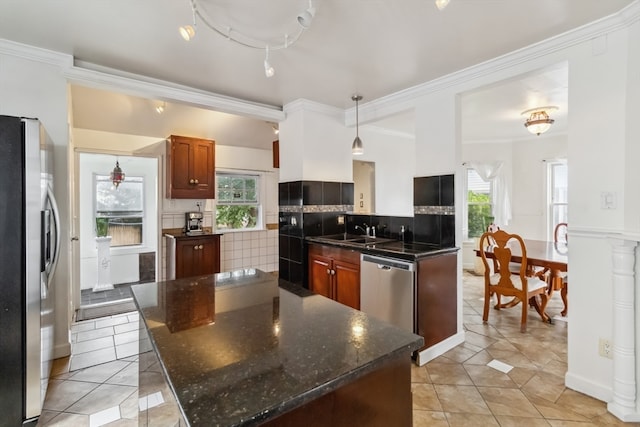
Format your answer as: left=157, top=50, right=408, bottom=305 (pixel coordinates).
left=38, top=273, right=639, bottom=426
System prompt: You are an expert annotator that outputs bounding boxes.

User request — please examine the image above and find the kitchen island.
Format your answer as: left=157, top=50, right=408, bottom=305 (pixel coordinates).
left=132, top=268, right=423, bottom=426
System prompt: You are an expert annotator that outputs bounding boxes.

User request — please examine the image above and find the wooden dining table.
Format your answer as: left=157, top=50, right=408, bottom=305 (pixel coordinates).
left=475, top=239, right=568, bottom=322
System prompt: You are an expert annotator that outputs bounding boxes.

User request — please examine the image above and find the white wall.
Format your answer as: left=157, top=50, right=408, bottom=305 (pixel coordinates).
left=356, top=127, right=415, bottom=216
left=77, top=153, right=158, bottom=290
left=280, top=100, right=352, bottom=182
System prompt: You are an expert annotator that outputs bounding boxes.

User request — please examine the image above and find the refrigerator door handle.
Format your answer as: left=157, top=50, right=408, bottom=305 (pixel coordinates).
left=47, top=184, right=61, bottom=287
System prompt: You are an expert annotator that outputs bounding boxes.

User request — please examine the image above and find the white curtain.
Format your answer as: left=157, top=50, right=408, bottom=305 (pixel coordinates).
left=469, top=161, right=512, bottom=227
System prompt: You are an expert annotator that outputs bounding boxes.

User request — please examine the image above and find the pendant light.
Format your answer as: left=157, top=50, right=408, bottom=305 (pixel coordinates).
left=352, top=95, right=363, bottom=155
left=110, top=159, right=125, bottom=189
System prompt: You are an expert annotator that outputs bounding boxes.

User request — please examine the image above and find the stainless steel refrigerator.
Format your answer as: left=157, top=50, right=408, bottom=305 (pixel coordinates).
left=0, top=116, right=61, bottom=426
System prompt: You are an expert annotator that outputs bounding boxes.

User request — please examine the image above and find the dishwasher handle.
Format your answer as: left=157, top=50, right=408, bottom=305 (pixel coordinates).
left=361, top=254, right=415, bottom=272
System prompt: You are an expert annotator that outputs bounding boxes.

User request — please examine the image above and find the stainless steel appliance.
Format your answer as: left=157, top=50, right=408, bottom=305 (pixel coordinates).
left=185, top=211, right=204, bottom=235
left=360, top=254, right=416, bottom=333
left=0, top=116, right=60, bottom=425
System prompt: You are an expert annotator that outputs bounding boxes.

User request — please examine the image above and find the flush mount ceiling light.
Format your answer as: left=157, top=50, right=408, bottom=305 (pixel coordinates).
left=435, top=0, right=450, bottom=10
left=155, top=102, right=166, bottom=114
left=522, top=106, right=558, bottom=136
left=110, top=159, right=125, bottom=189
left=352, top=95, right=364, bottom=156
left=179, top=0, right=317, bottom=78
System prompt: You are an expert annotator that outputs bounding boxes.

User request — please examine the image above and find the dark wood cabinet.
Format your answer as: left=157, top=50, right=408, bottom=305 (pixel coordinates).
left=308, top=243, right=360, bottom=310
left=166, top=135, right=215, bottom=199
left=166, top=234, right=221, bottom=279
left=416, top=252, right=457, bottom=349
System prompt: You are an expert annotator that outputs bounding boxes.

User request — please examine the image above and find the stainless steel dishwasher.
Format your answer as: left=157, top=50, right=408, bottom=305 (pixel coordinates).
left=360, top=254, right=416, bottom=333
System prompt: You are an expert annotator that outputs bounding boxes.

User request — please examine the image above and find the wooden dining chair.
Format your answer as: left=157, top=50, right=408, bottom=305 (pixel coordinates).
left=479, top=229, right=549, bottom=332
left=552, top=222, right=569, bottom=316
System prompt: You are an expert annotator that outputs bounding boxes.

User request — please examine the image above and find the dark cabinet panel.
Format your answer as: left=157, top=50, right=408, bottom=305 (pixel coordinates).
left=171, top=235, right=221, bottom=279
left=308, top=243, right=360, bottom=310
left=167, top=135, right=215, bottom=199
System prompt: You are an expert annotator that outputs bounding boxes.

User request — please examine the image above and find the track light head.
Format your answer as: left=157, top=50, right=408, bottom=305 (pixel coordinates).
left=179, top=25, right=196, bottom=41
left=297, top=1, right=316, bottom=29
left=264, top=46, right=275, bottom=77
left=435, top=0, right=450, bottom=10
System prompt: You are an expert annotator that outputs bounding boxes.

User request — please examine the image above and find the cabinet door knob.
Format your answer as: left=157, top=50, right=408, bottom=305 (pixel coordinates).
left=194, top=179, right=199, bottom=184
left=331, top=269, right=336, bottom=275
left=327, top=268, right=331, bottom=275
left=189, top=179, right=195, bottom=184
left=199, top=245, right=204, bottom=249
left=194, top=245, right=199, bottom=250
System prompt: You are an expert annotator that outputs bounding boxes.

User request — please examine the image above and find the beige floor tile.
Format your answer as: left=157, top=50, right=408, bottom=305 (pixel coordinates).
left=412, top=383, right=443, bottom=411
left=106, top=362, right=138, bottom=387
left=118, top=391, right=140, bottom=420
left=589, top=411, right=640, bottom=426
left=411, top=364, right=431, bottom=383
left=521, top=371, right=567, bottom=404
left=65, top=383, right=137, bottom=415
left=412, top=410, right=448, bottom=427
left=495, top=415, right=552, bottom=426
left=463, top=330, right=498, bottom=349
left=69, top=346, right=117, bottom=371
left=445, top=412, right=500, bottom=426
left=546, top=420, right=600, bottom=426
left=463, top=349, right=495, bottom=366
left=426, top=362, right=474, bottom=386
left=71, top=360, right=131, bottom=384
left=465, top=364, right=518, bottom=388
left=434, top=384, right=492, bottom=415
left=524, top=393, right=591, bottom=422
left=554, top=389, right=610, bottom=420
left=38, top=412, right=90, bottom=426
left=477, top=386, right=542, bottom=418
left=442, top=345, right=480, bottom=363
left=507, top=366, right=537, bottom=387
left=42, top=379, right=100, bottom=411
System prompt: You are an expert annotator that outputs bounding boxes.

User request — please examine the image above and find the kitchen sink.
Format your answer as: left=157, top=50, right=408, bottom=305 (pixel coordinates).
left=316, top=233, right=364, bottom=241
left=314, top=234, right=395, bottom=246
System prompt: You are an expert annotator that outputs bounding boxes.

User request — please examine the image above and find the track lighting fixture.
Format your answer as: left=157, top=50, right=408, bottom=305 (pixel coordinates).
left=297, top=0, right=316, bottom=29
left=179, top=0, right=197, bottom=40
left=435, top=0, right=450, bottom=10
left=351, top=95, right=364, bottom=156
left=178, top=0, right=317, bottom=78
left=264, top=46, right=275, bottom=78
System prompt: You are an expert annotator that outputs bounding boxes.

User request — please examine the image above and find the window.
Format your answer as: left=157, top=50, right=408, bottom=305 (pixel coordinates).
left=466, top=168, right=493, bottom=238
left=95, top=175, right=144, bottom=247
left=547, top=160, right=568, bottom=238
left=216, top=173, right=261, bottom=231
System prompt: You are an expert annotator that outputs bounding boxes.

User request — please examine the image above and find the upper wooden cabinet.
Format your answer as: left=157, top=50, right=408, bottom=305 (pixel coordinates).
left=166, top=135, right=215, bottom=199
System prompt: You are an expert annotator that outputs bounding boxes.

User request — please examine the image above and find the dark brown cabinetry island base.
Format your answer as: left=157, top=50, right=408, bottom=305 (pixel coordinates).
left=133, top=269, right=422, bottom=426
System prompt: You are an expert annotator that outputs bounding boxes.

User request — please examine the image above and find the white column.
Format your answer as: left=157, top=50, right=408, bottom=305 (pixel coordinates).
left=608, top=238, right=639, bottom=421
left=93, top=236, right=114, bottom=292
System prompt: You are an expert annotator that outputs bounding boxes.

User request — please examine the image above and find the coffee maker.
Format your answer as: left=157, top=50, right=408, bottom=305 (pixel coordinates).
left=185, top=211, right=204, bottom=235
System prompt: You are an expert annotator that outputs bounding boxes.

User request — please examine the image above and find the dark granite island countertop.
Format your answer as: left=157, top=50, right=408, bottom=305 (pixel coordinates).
left=132, top=269, right=423, bottom=426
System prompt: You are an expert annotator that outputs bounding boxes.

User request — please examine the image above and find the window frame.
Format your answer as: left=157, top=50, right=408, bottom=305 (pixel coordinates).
left=546, top=160, right=568, bottom=240
left=464, top=167, right=494, bottom=240
left=215, top=170, right=264, bottom=232
left=94, top=173, right=145, bottom=247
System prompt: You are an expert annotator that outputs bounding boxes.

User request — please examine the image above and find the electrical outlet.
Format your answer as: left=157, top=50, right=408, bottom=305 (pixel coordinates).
left=599, top=338, right=613, bottom=359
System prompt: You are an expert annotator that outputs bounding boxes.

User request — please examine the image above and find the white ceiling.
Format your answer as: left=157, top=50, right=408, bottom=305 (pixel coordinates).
left=0, top=0, right=632, bottom=145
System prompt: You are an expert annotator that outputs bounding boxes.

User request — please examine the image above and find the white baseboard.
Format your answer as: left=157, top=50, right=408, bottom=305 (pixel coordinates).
left=416, top=331, right=466, bottom=366
left=54, top=342, right=71, bottom=359
left=565, top=371, right=612, bottom=403
left=608, top=402, right=640, bottom=422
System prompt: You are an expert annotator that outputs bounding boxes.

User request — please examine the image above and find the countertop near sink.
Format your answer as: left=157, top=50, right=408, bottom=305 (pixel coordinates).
left=132, top=269, right=423, bottom=426
left=163, top=227, right=223, bottom=239
left=306, top=235, right=459, bottom=261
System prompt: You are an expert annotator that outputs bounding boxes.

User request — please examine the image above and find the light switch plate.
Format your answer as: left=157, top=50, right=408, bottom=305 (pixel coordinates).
left=601, top=191, right=616, bottom=209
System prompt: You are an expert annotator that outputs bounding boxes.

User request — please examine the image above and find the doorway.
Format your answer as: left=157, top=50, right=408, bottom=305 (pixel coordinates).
left=75, top=153, right=159, bottom=319
left=353, top=160, right=375, bottom=214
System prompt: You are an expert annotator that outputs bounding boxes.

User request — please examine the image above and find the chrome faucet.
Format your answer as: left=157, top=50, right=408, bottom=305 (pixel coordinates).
left=355, top=223, right=370, bottom=235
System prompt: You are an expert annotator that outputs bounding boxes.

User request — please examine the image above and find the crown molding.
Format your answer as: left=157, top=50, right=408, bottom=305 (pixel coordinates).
left=361, top=124, right=414, bottom=140
left=358, top=0, right=640, bottom=122
left=0, top=38, right=284, bottom=122
left=283, top=98, right=343, bottom=118
left=64, top=61, right=284, bottom=122
left=0, top=38, right=72, bottom=67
